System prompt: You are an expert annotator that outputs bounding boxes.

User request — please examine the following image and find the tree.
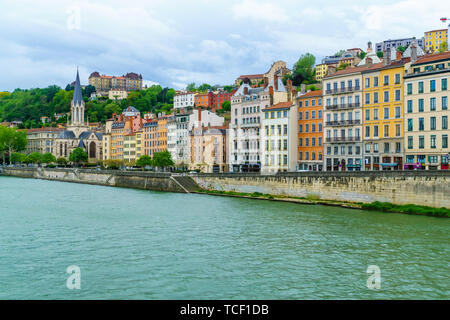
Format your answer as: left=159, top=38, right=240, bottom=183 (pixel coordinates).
left=292, top=53, right=316, bottom=86
left=336, top=63, right=349, bottom=71
left=221, top=100, right=231, bottom=112
left=10, top=152, right=26, bottom=164
left=136, top=155, right=152, bottom=169
left=26, top=152, right=42, bottom=164
left=334, top=49, right=346, bottom=57
left=152, top=150, right=174, bottom=169
left=0, top=127, right=27, bottom=164
left=396, top=45, right=406, bottom=53
left=42, top=152, right=56, bottom=164
left=376, top=51, right=384, bottom=58
left=359, top=51, right=367, bottom=59
left=69, top=147, right=88, bottom=166
left=57, top=157, right=67, bottom=166
left=103, top=159, right=123, bottom=170
left=186, top=83, right=196, bottom=91
left=438, top=42, right=448, bottom=53
left=83, top=85, right=96, bottom=98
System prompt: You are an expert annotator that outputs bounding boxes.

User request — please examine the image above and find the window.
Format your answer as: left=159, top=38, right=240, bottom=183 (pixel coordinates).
left=365, top=78, right=370, bottom=88
left=395, top=106, right=401, bottom=118
left=443, top=135, right=448, bottom=148
left=365, top=109, right=370, bottom=120
left=384, top=91, right=389, bottom=102
left=419, top=136, right=424, bottom=149
left=408, top=136, right=413, bottom=149
left=431, top=135, right=436, bottom=149
left=373, top=109, right=378, bottom=120
left=395, top=90, right=401, bottom=101
left=419, top=118, right=424, bottom=131
left=430, top=117, right=436, bottom=130
left=384, top=125, right=389, bottom=137
left=374, top=125, right=379, bottom=137
left=395, top=74, right=401, bottom=84
left=374, top=77, right=378, bottom=87
left=384, top=75, right=389, bottom=86
left=373, top=92, right=379, bottom=103
left=443, top=116, right=448, bottom=130
left=419, top=99, right=424, bottom=112
left=418, top=82, right=424, bottom=93
left=430, top=97, right=436, bottom=111
left=442, top=96, right=448, bottom=110
left=395, top=124, right=401, bottom=137
left=407, top=100, right=413, bottom=113
left=430, top=80, right=436, bottom=92
left=365, top=93, right=370, bottom=104
left=384, top=107, right=389, bottom=119
left=365, top=126, right=370, bottom=138
left=407, top=83, right=412, bottom=95
left=407, top=119, right=413, bottom=131
left=442, top=78, right=447, bottom=91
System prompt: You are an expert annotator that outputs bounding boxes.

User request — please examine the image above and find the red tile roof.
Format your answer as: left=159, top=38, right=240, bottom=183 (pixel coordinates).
left=238, top=74, right=264, bottom=79
left=299, top=90, right=322, bottom=98
left=413, top=51, right=450, bottom=65
left=262, top=101, right=293, bottom=111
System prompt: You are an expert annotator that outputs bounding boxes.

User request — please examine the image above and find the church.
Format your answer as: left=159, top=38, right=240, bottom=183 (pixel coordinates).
left=54, top=70, right=103, bottom=162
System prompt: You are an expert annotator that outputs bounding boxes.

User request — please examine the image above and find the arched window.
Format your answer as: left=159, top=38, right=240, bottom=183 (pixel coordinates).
left=89, top=141, right=96, bottom=158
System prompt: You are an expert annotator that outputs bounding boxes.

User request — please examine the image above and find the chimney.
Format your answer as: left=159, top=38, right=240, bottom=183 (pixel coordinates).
left=396, top=50, right=402, bottom=61
left=274, top=75, right=279, bottom=91
left=300, top=83, right=306, bottom=93
left=411, top=43, right=417, bottom=63
left=366, top=57, right=373, bottom=65
left=269, top=86, right=274, bottom=106
left=263, top=77, right=269, bottom=88
left=327, top=65, right=336, bottom=75
left=384, top=48, right=391, bottom=66
left=286, top=79, right=293, bottom=101
left=243, top=86, right=249, bottom=95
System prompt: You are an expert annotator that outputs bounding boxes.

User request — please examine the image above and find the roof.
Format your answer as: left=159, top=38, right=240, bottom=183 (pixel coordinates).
left=26, top=127, right=63, bottom=133
left=425, top=29, right=447, bottom=33
left=324, top=62, right=385, bottom=78
left=262, top=101, right=293, bottom=111
left=298, top=90, right=322, bottom=99
left=412, top=51, right=450, bottom=65
left=238, top=74, right=264, bottom=79
left=73, top=69, right=83, bottom=105
left=57, top=130, right=76, bottom=139
left=78, top=140, right=85, bottom=148
left=122, top=106, right=140, bottom=113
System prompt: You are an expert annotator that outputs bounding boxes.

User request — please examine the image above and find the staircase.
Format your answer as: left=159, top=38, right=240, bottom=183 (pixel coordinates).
left=171, top=175, right=202, bottom=193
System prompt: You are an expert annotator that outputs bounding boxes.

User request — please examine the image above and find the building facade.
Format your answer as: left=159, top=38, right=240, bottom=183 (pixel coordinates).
left=297, top=90, right=324, bottom=171
left=424, top=29, right=448, bottom=53
left=88, top=72, right=143, bottom=93
left=174, top=92, right=196, bottom=109
left=403, top=51, right=450, bottom=170
left=261, top=101, right=297, bottom=173
left=26, top=128, right=62, bottom=155
left=167, top=113, right=190, bottom=165
left=376, top=37, right=425, bottom=53
left=362, top=53, right=407, bottom=171
left=189, top=126, right=228, bottom=173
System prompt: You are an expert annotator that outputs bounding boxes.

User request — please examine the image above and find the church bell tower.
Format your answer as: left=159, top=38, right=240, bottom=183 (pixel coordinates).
left=71, top=69, right=85, bottom=126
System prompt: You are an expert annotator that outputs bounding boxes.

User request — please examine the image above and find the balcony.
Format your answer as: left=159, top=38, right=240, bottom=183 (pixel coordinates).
left=325, top=86, right=361, bottom=95
left=325, top=103, right=361, bottom=111
left=325, top=136, right=361, bottom=143
left=325, top=120, right=361, bottom=127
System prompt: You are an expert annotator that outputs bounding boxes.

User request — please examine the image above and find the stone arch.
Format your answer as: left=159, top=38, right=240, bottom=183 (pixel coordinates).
left=89, top=141, right=96, bottom=158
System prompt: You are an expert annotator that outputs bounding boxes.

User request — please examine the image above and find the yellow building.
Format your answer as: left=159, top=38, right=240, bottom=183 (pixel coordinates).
left=123, top=130, right=142, bottom=165
left=315, top=63, right=328, bottom=81
left=157, top=116, right=168, bottom=153
left=424, top=29, right=448, bottom=53
left=110, top=122, right=124, bottom=161
left=362, top=58, right=407, bottom=170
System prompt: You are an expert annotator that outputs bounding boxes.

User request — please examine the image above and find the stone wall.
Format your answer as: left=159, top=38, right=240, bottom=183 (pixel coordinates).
left=193, top=171, right=450, bottom=208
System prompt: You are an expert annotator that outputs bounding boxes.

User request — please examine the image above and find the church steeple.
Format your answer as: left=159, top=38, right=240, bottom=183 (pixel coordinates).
left=71, top=68, right=85, bottom=126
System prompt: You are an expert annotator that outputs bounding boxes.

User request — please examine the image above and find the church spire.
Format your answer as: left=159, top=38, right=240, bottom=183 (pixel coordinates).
left=73, top=67, right=83, bottom=105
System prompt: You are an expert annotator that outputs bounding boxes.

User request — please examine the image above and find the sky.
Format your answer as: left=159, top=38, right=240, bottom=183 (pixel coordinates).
left=1, top=0, right=450, bottom=91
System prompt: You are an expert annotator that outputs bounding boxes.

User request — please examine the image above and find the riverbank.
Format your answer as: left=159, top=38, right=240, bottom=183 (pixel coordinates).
left=195, top=189, right=450, bottom=218
left=1, top=167, right=449, bottom=217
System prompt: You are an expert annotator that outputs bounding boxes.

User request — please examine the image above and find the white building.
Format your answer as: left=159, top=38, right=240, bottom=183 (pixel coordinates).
left=109, top=90, right=128, bottom=100
left=174, top=92, right=196, bottom=109
left=261, top=101, right=298, bottom=174
left=228, top=76, right=292, bottom=172
left=189, top=109, right=224, bottom=130
left=167, top=113, right=190, bottom=165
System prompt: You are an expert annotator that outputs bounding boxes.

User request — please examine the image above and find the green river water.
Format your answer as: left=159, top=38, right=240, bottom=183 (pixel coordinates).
left=0, top=176, right=448, bottom=299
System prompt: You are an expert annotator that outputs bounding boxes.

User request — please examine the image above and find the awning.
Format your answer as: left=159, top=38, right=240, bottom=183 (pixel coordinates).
left=346, top=164, right=361, bottom=168
left=381, top=163, right=398, bottom=167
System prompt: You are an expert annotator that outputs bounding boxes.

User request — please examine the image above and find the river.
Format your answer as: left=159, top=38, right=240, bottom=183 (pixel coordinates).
left=0, top=176, right=448, bottom=299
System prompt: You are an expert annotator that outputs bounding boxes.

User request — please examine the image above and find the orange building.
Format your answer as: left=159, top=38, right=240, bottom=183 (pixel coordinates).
left=156, top=115, right=169, bottom=153
left=194, top=92, right=213, bottom=108
left=297, top=90, right=324, bottom=171
left=142, top=120, right=158, bottom=157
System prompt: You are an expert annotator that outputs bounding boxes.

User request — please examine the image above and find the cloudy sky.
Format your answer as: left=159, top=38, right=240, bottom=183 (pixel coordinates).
left=1, top=0, right=449, bottom=91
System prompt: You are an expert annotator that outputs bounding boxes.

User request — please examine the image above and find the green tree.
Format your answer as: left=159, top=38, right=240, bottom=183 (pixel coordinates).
left=0, top=127, right=27, bottom=164
left=396, top=45, right=406, bottom=53
left=56, top=157, right=67, bottom=166
left=376, top=51, right=384, bottom=58
left=152, top=150, right=174, bottom=169
left=69, top=147, right=88, bottom=166
left=292, top=53, right=316, bottom=86
left=336, top=63, right=349, bottom=71
left=221, top=100, right=231, bottom=112
left=26, top=152, right=42, bottom=164
left=186, top=83, right=196, bottom=92
left=10, top=152, right=26, bottom=164
left=334, top=49, right=346, bottom=57
left=438, top=42, right=448, bottom=53
left=136, top=155, right=152, bottom=169
left=42, top=152, right=57, bottom=164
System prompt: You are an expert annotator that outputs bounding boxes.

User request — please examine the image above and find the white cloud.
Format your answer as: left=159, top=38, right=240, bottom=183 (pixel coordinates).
left=231, top=0, right=288, bottom=22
